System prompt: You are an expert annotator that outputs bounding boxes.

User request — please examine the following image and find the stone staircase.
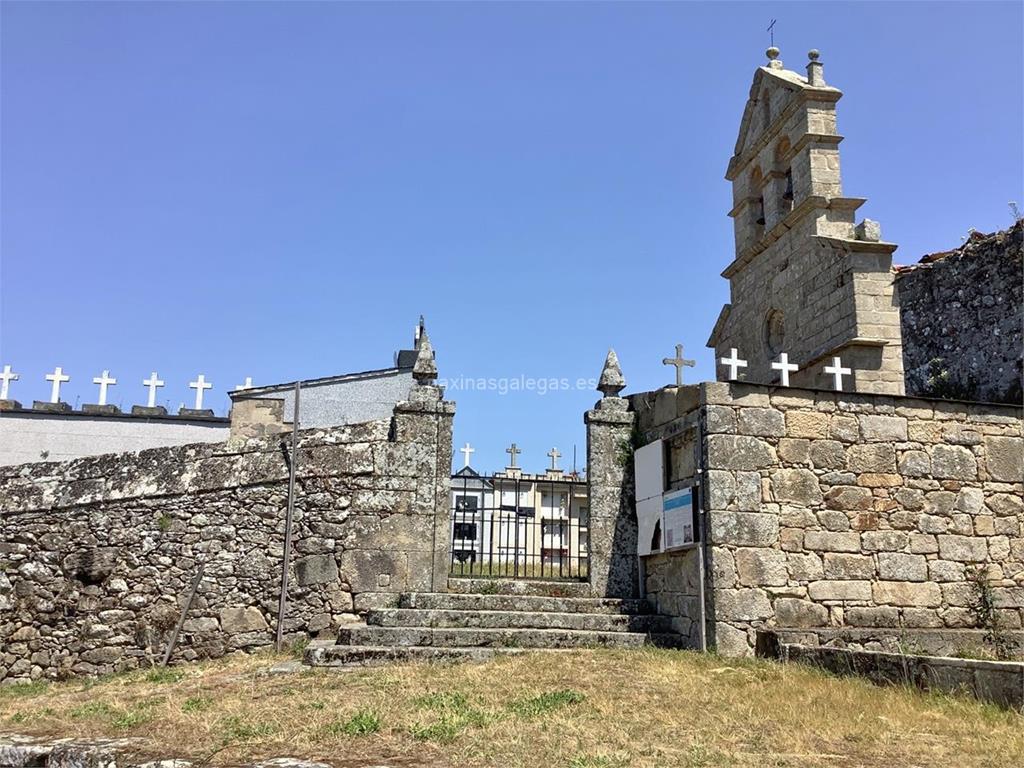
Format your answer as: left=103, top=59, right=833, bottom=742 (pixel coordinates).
left=305, top=581, right=685, bottom=668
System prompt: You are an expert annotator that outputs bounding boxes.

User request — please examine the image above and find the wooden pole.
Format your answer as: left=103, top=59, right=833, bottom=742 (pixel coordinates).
left=161, top=562, right=205, bottom=667
left=276, top=381, right=301, bottom=652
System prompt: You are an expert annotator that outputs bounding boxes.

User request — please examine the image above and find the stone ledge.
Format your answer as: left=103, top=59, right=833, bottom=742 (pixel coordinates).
left=756, top=630, right=1024, bottom=711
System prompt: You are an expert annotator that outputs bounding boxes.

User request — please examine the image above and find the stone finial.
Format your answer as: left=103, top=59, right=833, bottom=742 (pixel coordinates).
left=412, top=329, right=437, bottom=384
left=597, top=348, right=625, bottom=398
left=766, top=46, right=783, bottom=70
left=806, top=49, right=825, bottom=86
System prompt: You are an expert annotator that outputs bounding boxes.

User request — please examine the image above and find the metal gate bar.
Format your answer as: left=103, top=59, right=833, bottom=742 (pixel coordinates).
left=449, top=472, right=589, bottom=581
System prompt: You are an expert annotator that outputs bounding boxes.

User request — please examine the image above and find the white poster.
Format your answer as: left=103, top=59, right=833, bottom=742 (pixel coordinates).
left=662, top=487, right=695, bottom=550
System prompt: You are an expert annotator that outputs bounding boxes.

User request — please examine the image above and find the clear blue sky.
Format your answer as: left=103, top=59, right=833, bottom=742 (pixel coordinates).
left=2, top=1, right=1021, bottom=473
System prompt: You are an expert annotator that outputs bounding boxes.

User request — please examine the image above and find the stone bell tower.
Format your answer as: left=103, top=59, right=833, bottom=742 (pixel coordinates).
left=707, top=48, right=905, bottom=394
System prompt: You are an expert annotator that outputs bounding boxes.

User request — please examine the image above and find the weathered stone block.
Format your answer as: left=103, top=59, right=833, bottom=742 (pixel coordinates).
left=937, top=535, right=989, bottom=563
left=738, top=408, right=786, bottom=437
left=846, top=444, right=896, bottom=473
left=709, top=511, right=779, bottom=547
left=786, top=552, right=823, bottom=581
left=823, top=486, right=873, bottom=511
left=984, top=436, right=1023, bottom=482
left=295, top=554, right=339, bottom=586
left=715, top=588, right=772, bottom=621
left=829, top=416, right=859, bottom=443
left=987, top=493, right=1023, bottom=518
left=809, top=440, right=846, bottom=469
left=807, top=580, right=872, bottom=601
left=734, top=471, right=762, bottom=511
left=735, top=548, right=788, bottom=587
left=823, top=553, right=874, bottom=580
left=861, top=530, right=908, bottom=552
left=898, top=450, right=931, bottom=477
left=817, top=510, right=851, bottom=532
left=928, top=560, right=965, bottom=582
left=706, top=435, right=777, bottom=471
left=859, top=415, right=908, bottom=442
left=770, top=469, right=822, bottom=505
left=786, top=411, right=829, bottom=439
left=930, top=445, right=978, bottom=480
left=713, top=622, right=751, bottom=656
left=872, top=581, right=942, bottom=608
left=705, top=405, right=737, bottom=434
left=804, top=531, right=860, bottom=553
left=780, top=527, right=804, bottom=553
left=909, top=533, right=938, bottom=554
left=845, top=606, right=900, bottom=627
left=778, top=438, right=810, bottom=463
left=219, top=607, right=269, bottom=634
left=955, top=487, right=985, bottom=515
left=773, top=598, right=828, bottom=628
left=876, top=552, right=927, bottom=581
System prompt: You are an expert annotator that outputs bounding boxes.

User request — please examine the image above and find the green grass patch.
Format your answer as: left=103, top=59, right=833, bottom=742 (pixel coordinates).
left=411, top=690, right=491, bottom=742
left=145, top=667, right=185, bottom=684
left=220, top=714, right=277, bottom=743
left=326, top=709, right=382, bottom=737
left=507, top=689, right=585, bottom=718
left=112, top=708, right=153, bottom=729
left=71, top=701, right=116, bottom=719
left=182, top=696, right=213, bottom=714
left=0, top=680, right=49, bottom=699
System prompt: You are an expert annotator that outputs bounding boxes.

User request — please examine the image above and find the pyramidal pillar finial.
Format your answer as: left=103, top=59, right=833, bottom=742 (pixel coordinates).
left=412, top=329, right=438, bottom=384
left=597, top=348, right=626, bottom=398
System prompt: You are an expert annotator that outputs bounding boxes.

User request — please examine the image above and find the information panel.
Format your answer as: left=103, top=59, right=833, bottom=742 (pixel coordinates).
left=662, top=487, right=695, bottom=550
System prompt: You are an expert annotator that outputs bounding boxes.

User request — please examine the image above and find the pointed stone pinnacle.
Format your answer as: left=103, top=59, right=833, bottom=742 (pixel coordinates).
left=597, top=348, right=625, bottom=398
left=412, top=329, right=437, bottom=384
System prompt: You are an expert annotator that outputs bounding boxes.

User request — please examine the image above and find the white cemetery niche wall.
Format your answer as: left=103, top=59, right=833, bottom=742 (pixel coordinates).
left=0, top=410, right=229, bottom=466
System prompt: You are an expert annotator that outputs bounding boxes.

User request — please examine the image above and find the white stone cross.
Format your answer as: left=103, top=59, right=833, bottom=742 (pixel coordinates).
left=505, top=442, right=521, bottom=468
left=45, top=366, right=70, bottom=403
left=771, top=352, right=799, bottom=387
left=234, top=377, right=254, bottom=391
left=662, top=344, right=696, bottom=386
left=92, top=370, right=117, bottom=405
left=0, top=365, right=19, bottom=400
left=547, top=447, right=562, bottom=470
left=460, top=442, right=475, bottom=468
left=719, top=348, right=748, bottom=381
left=188, top=374, right=213, bottom=409
left=824, top=356, right=852, bottom=391
left=143, top=372, right=165, bottom=408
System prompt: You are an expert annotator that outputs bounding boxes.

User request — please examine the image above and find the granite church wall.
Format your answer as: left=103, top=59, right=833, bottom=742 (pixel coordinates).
left=0, top=387, right=453, bottom=682
left=627, top=381, right=1023, bottom=658
left=896, top=221, right=1023, bottom=405
left=702, top=382, right=1023, bottom=656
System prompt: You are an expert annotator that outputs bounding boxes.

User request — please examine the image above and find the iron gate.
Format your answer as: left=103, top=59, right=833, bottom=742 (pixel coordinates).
left=449, top=472, right=589, bottom=581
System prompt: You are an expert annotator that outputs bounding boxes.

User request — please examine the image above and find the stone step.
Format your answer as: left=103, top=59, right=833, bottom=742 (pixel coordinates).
left=399, top=592, right=652, bottom=615
left=446, top=578, right=592, bottom=597
left=334, top=625, right=685, bottom=650
left=369, top=608, right=672, bottom=633
left=305, top=643, right=545, bottom=668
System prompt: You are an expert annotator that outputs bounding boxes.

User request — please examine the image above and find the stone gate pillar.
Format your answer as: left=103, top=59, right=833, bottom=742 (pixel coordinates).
left=393, top=329, right=455, bottom=593
left=584, top=349, right=639, bottom=598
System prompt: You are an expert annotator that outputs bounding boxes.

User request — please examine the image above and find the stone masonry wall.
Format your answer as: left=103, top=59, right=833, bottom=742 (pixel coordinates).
left=0, top=387, right=453, bottom=682
left=703, top=382, right=1023, bottom=656
left=896, top=221, right=1023, bottom=405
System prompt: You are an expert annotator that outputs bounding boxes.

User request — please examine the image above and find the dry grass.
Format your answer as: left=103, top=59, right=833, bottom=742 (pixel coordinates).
left=1, top=648, right=1022, bottom=767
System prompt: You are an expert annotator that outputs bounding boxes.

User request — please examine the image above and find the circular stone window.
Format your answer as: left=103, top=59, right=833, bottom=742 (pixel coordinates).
left=764, top=309, right=785, bottom=356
